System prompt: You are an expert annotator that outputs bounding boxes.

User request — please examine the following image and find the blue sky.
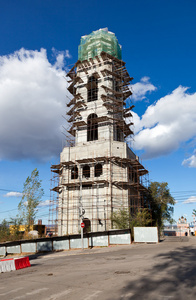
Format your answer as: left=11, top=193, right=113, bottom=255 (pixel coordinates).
left=0, top=0, right=196, bottom=225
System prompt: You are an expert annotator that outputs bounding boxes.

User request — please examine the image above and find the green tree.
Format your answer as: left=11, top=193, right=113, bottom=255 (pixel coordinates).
left=9, top=216, right=24, bottom=239
left=193, top=209, right=196, bottom=216
left=130, top=208, right=152, bottom=228
left=148, top=182, right=175, bottom=231
left=111, top=207, right=130, bottom=229
left=18, top=168, right=44, bottom=228
left=111, top=207, right=151, bottom=230
left=0, top=219, right=10, bottom=242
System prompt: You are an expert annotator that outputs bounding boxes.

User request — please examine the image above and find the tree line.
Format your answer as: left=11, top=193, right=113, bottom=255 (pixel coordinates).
left=0, top=168, right=43, bottom=242
left=111, top=181, right=175, bottom=239
left=1, top=169, right=176, bottom=242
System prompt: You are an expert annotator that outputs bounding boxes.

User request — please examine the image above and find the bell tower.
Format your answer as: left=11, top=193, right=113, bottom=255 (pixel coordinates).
left=52, top=28, right=148, bottom=235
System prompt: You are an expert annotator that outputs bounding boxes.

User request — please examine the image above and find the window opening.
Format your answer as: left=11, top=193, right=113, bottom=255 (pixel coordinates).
left=83, top=165, right=90, bottom=178
left=116, top=125, right=122, bottom=141
left=134, top=171, right=138, bottom=183
left=87, top=113, right=98, bottom=141
left=128, top=167, right=132, bottom=181
left=95, top=164, right=102, bottom=177
left=82, top=184, right=92, bottom=189
left=87, top=76, right=98, bottom=102
left=129, top=168, right=138, bottom=183
left=114, top=124, right=122, bottom=141
left=83, top=218, right=91, bottom=233
left=71, top=165, right=78, bottom=179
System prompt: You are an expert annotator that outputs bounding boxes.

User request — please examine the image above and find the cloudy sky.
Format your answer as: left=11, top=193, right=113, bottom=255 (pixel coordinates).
left=0, top=0, right=196, bottom=224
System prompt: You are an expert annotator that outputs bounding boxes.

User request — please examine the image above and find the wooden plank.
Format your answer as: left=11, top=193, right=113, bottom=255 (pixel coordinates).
left=100, top=51, right=125, bottom=65
left=101, top=94, right=125, bottom=105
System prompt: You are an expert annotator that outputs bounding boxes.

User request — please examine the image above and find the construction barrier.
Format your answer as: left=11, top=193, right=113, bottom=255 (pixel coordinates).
left=0, top=258, right=16, bottom=273
left=14, top=256, right=31, bottom=270
left=0, top=256, right=31, bottom=273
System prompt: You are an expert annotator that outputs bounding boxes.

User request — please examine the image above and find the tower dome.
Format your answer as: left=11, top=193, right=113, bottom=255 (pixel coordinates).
left=78, top=28, right=122, bottom=61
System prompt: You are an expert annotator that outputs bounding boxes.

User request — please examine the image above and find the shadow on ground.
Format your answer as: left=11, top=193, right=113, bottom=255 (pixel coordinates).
left=28, top=250, right=64, bottom=261
left=116, top=244, right=196, bottom=300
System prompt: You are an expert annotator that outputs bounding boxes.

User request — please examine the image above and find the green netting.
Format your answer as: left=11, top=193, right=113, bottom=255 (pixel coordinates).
left=78, top=28, right=122, bottom=61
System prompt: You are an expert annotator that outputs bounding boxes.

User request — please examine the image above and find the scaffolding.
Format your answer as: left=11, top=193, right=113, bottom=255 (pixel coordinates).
left=48, top=165, right=59, bottom=235
left=49, top=48, right=149, bottom=235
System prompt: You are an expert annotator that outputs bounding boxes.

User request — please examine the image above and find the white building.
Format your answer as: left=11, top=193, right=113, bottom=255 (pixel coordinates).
left=52, top=29, right=149, bottom=235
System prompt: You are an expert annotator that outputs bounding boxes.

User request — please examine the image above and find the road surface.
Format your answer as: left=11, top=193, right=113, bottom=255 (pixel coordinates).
left=1, top=237, right=196, bottom=300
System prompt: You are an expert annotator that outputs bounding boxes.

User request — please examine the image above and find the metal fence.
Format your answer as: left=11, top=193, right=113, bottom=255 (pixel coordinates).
left=0, top=229, right=131, bottom=256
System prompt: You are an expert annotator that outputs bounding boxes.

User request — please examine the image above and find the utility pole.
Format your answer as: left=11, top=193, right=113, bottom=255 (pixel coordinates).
left=79, top=173, right=85, bottom=250
left=79, top=204, right=85, bottom=250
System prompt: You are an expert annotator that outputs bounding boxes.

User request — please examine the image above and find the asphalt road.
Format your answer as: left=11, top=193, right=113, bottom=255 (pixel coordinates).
left=1, top=237, right=196, bottom=300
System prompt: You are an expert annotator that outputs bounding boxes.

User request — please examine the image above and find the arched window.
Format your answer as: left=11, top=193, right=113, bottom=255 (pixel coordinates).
left=95, top=164, right=102, bottom=177
left=83, top=165, right=90, bottom=178
left=87, top=114, right=98, bottom=141
left=71, top=165, right=78, bottom=180
left=87, top=76, right=98, bottom=102
left=83, top=218, right=91, bottom=233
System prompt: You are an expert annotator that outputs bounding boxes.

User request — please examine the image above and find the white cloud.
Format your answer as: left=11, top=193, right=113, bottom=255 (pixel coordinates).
left=52, top=48, right=71, bottom=68
left=4, top=191, right=22, bottom=197
left=65, top=50, right=71, bottom=59
left=132, top=86, right=196, bottom=159
left=183, top=196, right=196, bottom=204
left=1, top=51, right=195, bottom=164
left=182, top=150, right=196, bottom=168
left=38, top=199, right=50, bottom=207
left=131, top=77, right=157, bottom=101
left=0, top=48, right=70, bottom=161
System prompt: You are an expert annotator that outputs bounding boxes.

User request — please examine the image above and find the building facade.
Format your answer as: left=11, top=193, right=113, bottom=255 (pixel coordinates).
left=52, top=29, right=149, bottom=235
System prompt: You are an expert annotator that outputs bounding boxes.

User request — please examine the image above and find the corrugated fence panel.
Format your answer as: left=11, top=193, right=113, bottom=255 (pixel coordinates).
left=37, top=241, right=53, bottom=252
left=70, top=237, right=88, bottom=249
left=134, top=227, right=158, bottom=243
left=89, top=235, right=108, bottom=247
left=7, top=245, right=21, bottom=254
left=109, top=232, right=131, bottom=244
left=0, top=247, right=6, bottom=256
left=21, top=242, right=36, bottom=253
left=53, top=239, right=69, bottom=250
